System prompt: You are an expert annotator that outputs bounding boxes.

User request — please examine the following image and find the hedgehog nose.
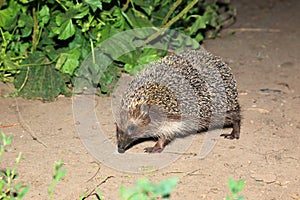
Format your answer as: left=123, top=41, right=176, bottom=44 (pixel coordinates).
left=118, top=147, right=125, bottom=153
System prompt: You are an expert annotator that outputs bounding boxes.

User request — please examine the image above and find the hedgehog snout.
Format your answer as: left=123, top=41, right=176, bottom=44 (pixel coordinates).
left=116, top=124, right=137, bottom=153
left=117, top=135, right=135, bottom=153
left=116, top=131, right=128, bottom=153
left=117, top=145, right=126, bottom=153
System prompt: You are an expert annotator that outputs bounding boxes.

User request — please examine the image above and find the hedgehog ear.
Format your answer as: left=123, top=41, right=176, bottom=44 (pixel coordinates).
left=140, top=103, right=149, bottom=116
left=149, top=105, right=167, bottom=122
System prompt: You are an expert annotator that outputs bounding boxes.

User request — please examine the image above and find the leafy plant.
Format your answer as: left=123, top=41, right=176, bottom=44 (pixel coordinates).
left=0, top=0, right=235, bottom=100
left=0, top=131, right=30, bottom=199
left=48, top=160, right=67, bottom=200
left=120, top=177, right=178, bottom=200
left=226, top=178, right=245, bottom=200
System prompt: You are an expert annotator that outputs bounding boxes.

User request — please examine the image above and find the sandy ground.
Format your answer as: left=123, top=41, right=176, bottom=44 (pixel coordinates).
left=1, top=0, right=300, bottom=199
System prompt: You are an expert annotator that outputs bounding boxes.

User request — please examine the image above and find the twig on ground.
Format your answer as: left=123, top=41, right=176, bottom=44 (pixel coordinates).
left=14, top=98, right=47, bottom=147
left=183, top=168, right=204, bottom=177
left=0, top=123, right=18, bottom=128
left=86, top=162, right=101, bottom=183
left=224, top=28, right=280, bottom=33
left=84, top=175, right=114, bottom=199
left=162, top=171, right=185, bottom=175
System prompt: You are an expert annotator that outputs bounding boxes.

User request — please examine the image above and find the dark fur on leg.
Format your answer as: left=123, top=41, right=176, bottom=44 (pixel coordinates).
left=220, top=119, right=240, bottom=139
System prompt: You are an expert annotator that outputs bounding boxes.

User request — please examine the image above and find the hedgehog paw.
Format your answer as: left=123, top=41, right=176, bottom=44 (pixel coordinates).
left=144, top=137, right=166, bottom=153
left=221, top=120, right=240, bottom=139
left=220, top=129, right=240, bottom=140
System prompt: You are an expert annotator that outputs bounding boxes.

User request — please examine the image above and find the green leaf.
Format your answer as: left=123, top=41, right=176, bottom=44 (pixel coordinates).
left=0, top=0, right=19, bottom=30
left=54, top=168, right=67, bottom=181
left=236, top=180, right=245, bottom=193
left=14, top=52, right=69, bottom=100
left=60, top=57, right=79, bottom=75
left=38, top=5, right=50, bottom=27
left=120, top=181, right=150, bottom=200
left=188, top=15, right=206, bottom=35
left=228, top=178, right=244, bottom=195
left=235, top=196, right=245, bottom=200
left=119, top=178, right=178, bottom=200
left=85, top=0, right=103, bottom=11
left=58, top=19, right=76, bottom=40
left=53, top=160, right=67, bottom=182
left=68, top=30, right=91, bottom=59
left=132, top=0, right=154, bottom=16
left=228, top=178, right=236, bottom=193
left=18, top=13, right=34, bottom=37
left=5, top=168, right=11, bottom=177
left=0, top=181, right=4, bottom=192
left=53, top=4, right=89, bottom=40
left=112, top=7, right=126, bottom=29
left=55, top=55, right=67, bottom=71
left=153, top=177, right=178, bottom=196
left=124, top=63, right=135, bottom=73
left=126, top=8, right=153, bottom=28
left=17, top=185, right=30, bottom=199
left=19, top=0, right=33, bottom=3
left=124, top=48, right=160, bottom=75
left=195, top=33, right=204, bottom=42
left=94, top=188, right=104, bottom=200
left=44, top=45, right=59, bottom=61
left=120, top=184, right=134, bottom=199
left=203, top=5, right=219, bottom=28
left=56, top=48, right=81, bottom=75
left=19, top=42, right=30, bottom=55
left=72, top=4, right=90, bottom=19
left=101, top=71, right=113, bottom=85
left=135, top=178, right=155, bottom=192
left=6, top=135, right=13, bottom=146
left=54, top=8, right=83, bottom=40
left=1, top=133, right=13, bottom=146
left=138, top=48, right=160, bottom=64
left=3, top=57, right=19, bottom=70
left=0, top=170, right=5, bottom=177
left=117, top=50, right=138, bottom=65
left=48, top=160, right=67, bottom=198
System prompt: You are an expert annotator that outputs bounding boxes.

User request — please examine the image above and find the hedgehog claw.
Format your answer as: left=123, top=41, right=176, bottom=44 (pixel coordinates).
left=144, top=147, right=164, bottom=153
left=220, top=133, right=236, bottom=139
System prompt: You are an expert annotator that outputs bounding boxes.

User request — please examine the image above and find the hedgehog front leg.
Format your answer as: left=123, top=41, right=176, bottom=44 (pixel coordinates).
left=144, top=136, right=167, bottom=153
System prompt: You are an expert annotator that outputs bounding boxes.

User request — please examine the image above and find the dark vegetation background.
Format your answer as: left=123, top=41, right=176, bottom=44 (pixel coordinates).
left=0, top=0, right=235, bottom=100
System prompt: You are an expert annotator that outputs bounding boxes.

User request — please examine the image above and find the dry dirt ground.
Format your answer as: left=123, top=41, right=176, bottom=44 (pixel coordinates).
left=1, top=0, right=300, bottom=199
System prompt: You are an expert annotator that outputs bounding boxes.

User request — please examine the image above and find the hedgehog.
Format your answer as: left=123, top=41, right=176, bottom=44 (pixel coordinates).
left=115, top=48, right=241, bottom=153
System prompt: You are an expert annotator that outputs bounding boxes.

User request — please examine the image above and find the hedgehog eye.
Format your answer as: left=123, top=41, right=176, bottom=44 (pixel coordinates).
left=127, top=124, right=137, bottom=135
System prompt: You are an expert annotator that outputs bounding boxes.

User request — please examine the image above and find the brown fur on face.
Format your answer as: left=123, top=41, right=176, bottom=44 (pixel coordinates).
left=116, top=104, right=151, bottom=152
